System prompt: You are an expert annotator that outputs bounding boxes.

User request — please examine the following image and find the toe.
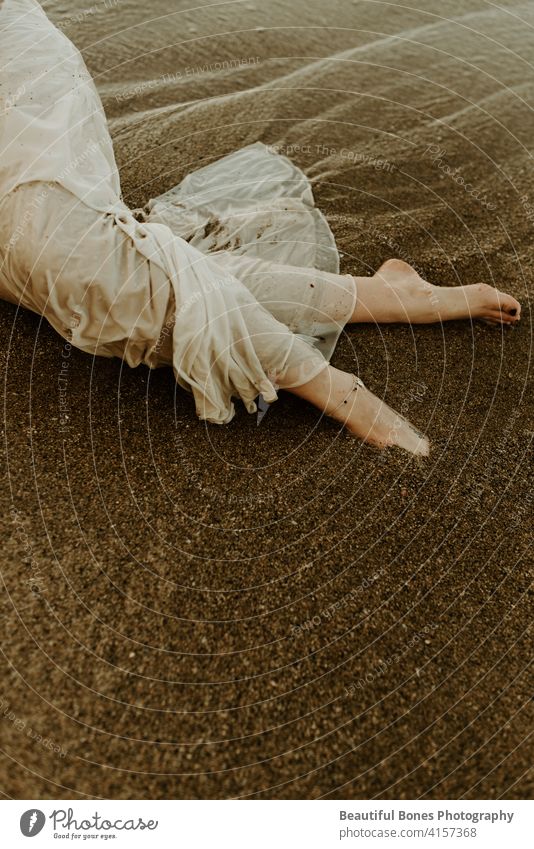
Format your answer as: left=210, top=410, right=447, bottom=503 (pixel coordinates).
left=418, top=437, right=430, bottom=457
left=477, top=284, right=521, bottom=320
left=481, top=310, right=518, bottom=326
left=495, top=290, right=521, bottom=318
left=477, top=286, right=520, bottom=323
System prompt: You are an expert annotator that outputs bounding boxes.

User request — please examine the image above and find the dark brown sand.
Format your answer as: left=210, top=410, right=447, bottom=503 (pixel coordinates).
left=0, top=0, right=532, bottom=799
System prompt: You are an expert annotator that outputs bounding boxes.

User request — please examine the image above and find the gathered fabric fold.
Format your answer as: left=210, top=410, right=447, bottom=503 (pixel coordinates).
left=0, top=0, right=355, bottom=424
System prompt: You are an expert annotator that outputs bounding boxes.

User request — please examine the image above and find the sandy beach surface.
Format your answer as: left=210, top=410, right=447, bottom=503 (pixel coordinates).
left=0, top=0, right=532, bottom=799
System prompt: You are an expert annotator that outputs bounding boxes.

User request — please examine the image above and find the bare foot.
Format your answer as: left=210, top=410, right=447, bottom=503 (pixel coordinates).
left=326, top=376, right=430, bottom=457
left=352, top=259, right=521, bottom=326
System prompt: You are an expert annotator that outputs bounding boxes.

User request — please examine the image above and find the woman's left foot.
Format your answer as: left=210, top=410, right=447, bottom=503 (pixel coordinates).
left=352, top=259, right=521, bottom=326
left=326, top=376, right=430, bottom=456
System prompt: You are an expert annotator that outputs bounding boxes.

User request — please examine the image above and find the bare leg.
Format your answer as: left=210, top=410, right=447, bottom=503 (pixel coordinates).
left=351, top=259, right=521, bottom=326
left=255, top=256, right=521, bottom=455
left=278, top=363, right=430, bottom=456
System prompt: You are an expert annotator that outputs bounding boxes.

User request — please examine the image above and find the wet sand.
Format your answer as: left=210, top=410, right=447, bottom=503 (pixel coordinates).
left=0, top=0, right=532, bottom=799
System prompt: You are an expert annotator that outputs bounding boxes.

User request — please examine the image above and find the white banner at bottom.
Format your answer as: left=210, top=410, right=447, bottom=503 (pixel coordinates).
left=2, top=800, right=532, bottom=848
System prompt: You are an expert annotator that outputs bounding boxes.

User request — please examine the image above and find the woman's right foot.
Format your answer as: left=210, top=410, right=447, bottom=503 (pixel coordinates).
left=352, top=259, right=521, bottom=326
left=326, top=377, right=430, bottom=456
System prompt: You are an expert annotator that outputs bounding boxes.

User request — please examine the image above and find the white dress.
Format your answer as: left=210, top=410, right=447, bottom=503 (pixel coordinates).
left=0, top=0, right=356, bottom=423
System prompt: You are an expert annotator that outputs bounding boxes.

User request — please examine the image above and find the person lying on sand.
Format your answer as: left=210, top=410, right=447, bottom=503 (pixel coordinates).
left=0, top=0, right=521, bottom=457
